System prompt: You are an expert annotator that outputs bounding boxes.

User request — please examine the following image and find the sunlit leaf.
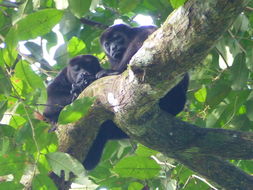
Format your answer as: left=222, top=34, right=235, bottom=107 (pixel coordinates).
left=128, top=182, right=144, bottom=190
left=135, top=144, right=158, bottom=157
left=67, top=36, right=86, bottom=57
left=58, top=97, right=95, bottom=124
left=170, top=0, right=187, bottom=9
left=46, top=152, right=86, bottom=180
left=5, top=9, right=63, bottom=51
left=194, top=87, right=207, bottom=103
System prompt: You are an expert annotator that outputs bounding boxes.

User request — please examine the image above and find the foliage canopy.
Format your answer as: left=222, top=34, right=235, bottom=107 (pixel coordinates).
left=0, top=0, right=253, bottom=189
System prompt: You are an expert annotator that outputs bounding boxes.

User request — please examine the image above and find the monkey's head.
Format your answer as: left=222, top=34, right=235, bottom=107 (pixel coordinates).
left=67, top=55, right=101, bottom=83
left=100, top=24, right=137, bottom=62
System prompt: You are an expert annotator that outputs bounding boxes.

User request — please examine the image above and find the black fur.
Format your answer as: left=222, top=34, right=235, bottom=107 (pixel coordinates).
left=83, top=120, right=128, bottom=170
left=43, top=55, right=101, bottom=123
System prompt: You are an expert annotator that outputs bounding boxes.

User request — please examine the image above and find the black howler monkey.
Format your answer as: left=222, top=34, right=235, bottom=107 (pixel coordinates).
left=98, top=24, right=189, bottom=115
left=87, top=24, right=188, bottom=170
left=43, top=55, right=101, bottom=123
left=43, top=54, right=127, bottom=171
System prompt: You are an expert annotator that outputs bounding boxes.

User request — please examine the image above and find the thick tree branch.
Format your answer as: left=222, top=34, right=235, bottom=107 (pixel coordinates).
left=55, top=0, right=252, bottom=189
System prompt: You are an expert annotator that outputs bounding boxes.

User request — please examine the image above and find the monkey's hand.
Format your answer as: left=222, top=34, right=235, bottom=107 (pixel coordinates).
left=70, top=74, right=96, bottom=100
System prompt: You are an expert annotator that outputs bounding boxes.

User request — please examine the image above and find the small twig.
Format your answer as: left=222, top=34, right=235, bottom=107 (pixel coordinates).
left=151, top=155, right=176, bottom=168
left=80, top=18, right=108, bottom=29
left=228, top=30, right=247, bottom=54
left=36, top=103, right=64, bottom=108
left=22, top=104, right=41, bottom=190
left=245, top=6, right=253, bottom=11
left=11, top=54, right=22, bottom=71
left=183, top=174, right=218, bottom=190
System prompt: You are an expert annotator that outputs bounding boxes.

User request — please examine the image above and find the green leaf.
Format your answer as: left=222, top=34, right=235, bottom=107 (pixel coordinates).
left=104, top=0, right=118, bottom=9
left=46, top=152, right=86, bottom=180
left=113, top=156, right=160, bottom=180
left=246, top=99, right=253, bottom=121
left=54, top=44, right=68, bottom=67
left=206, top=79, right=231, bottom=108
left=128, top=182, right=144, bottom=190
left=32, top=174, right=57, bottom=190
left=0, top=67, right=12, bottom=95
left=5, top=9, right=63, bottom=51
left=207, top=90, right=250, bottom=128
left=230, top=53, right=249, bottom=90
left=67, top=36, right=86, bottom=57
left=68, top=0, right=92, bottom=18
left=9, top=115, right=27, bottom=129
left=0, top=152, right=27, bottom=176
left=194, top=87, right=207, bottom=103
left=15, top=61, right=43, bottom=88
left=0, top=100, right=7, bottom=120
left=170, top=0, right=187, bottom=9
left=24, top=42, right=43, bottom=60
left=236, top=160, right=253, bottom=174
left=135, top=144, right=158, bottom=157
left=58, top=97, right=95, bottom=124
left=43, top=31, right=58, bottom=50
left=119, top=0, right=139, bottom=14
left=0, top=137, right=10, bottom=156
left=0, top=182, right=24, bottom=189
left=0, top=124, right=15, bottom=137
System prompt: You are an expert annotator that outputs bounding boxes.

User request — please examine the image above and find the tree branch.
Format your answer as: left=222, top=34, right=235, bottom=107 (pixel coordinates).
left=80, top=18, right=109, bottom=29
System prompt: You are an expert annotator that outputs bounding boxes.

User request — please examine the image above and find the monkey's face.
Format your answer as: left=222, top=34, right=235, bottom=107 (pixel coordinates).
left=103, top=32, right=130, bottom=61
left=68, top=55, right=100, bottom=83
left=69, top=64, right=93, bottom=83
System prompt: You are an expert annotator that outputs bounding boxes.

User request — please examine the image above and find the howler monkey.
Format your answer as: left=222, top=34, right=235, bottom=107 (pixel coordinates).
left=84, top=24, right=188, bottom=170
left=43, top=55, right=101, bottom=123
left=87, top=24, right=188, bottom=170
left=43, top=54, right=127, bottom=171
left=98, top=24, right=189, bottom=115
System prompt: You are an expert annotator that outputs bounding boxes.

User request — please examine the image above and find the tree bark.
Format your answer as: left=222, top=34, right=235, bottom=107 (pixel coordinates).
left=55, top=0, right=253, bottom=189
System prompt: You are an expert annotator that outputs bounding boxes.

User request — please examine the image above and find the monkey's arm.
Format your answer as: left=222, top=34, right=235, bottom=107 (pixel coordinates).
left=43, top=71, right=73, bottom=123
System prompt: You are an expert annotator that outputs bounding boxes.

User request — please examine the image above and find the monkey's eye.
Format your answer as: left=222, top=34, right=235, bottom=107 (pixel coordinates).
left=72, top=64, right=80, bottom=71
left=104, top=42, right=109, bottom=48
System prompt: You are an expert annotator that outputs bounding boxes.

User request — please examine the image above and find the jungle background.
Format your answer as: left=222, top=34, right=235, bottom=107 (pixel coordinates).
left=0, top=0, right=253, bottom=189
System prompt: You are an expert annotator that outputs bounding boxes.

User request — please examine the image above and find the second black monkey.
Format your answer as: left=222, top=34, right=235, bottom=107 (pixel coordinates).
left=43, top=54, right=127, bottom=171
left=43, top=55, right=101, bottom=123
